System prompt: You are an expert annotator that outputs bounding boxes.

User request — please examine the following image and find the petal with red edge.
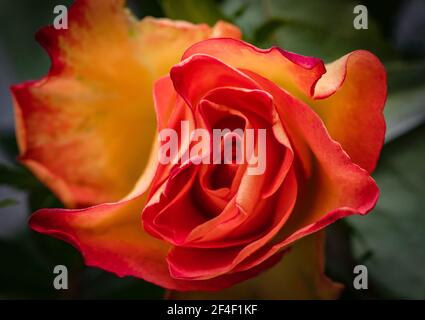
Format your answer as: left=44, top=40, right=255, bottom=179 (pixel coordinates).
left=168, top=232, right=342, bottom=299
left=170, top=54, right=259, bottom=108
left=12, top=0, right=241, bottom=208
left=181, top=38, right=326, bottom=98
left=311, top=50, right=387, bottom=172
left=29, top=192, right=284, bottom=292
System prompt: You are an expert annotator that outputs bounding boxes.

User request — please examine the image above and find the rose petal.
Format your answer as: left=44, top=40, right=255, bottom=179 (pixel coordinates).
left=143, top=162, right=208, bottom=244
left=211, top=21, right=242, bottom=39
left=310, top=51, right=387, bottom=172
left=170, top=54, right=260, bottom=108
left=181, top=38, right=326, bottom=98
left=201, top=87, right=275, bottom=124
left=200, top=87, right=293, bottom=198
left=145, top=84, right=295, bottom=249
left=29, top=187, right=283, bottom=292
left=168, top=232, right=342, bottom=299
left=12, top=0, right=241, bottom=207
left=153, top=76, right=178, bottom=132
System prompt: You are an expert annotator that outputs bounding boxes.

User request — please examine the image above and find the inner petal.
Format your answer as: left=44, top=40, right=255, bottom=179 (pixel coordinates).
left=210, top=163, right=238, bottom=190
left=215, top=114, right=246, bottom=131
left=194, top=162, right=243, bottom=218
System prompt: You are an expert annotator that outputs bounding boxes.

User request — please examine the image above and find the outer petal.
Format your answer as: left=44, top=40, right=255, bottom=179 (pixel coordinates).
left=182, top=39, right=386, bottom=172
left=311, top=51, right=387, bottom=172
left=135, top=18, right=241, bottom=77
left=211, top=21, right=242, bottom=39
left=181, top=38, right=326, bottom=99
left=168, top=233, right=343, bottom=299
left=12, top=0, right=241, bottom=207
left=170, top=54, right=259, bottom=108
left=29, top=188, right=283, bottom=292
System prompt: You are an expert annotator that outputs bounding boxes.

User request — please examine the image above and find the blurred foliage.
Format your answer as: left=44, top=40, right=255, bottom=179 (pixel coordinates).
left=0, top=0, right=424, bottom=299
left=221, top=0, right=396, bottom=62
left=0, top=157, right=62, bottom=211
left=0, top=133, right=164, bottom=298
left=160, top=0, right=224, bottom=25
left=385, top=86, right=425, bottom=140
left=0, top=0, right=73, bottom=80
left=348, top=124, right=425, bottom=299
left=0, top=198, right=18, bottom=209
left=0, top=232, right=164, bottom=299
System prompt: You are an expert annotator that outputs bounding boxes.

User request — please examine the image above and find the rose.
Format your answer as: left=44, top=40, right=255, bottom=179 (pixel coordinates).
left=139, top=39, right=386, bottom=295
left=13, top=0, right=387, bottom=298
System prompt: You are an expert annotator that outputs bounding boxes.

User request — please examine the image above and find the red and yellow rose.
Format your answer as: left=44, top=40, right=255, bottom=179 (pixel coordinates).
left=11, top=0, right=386, bottom=298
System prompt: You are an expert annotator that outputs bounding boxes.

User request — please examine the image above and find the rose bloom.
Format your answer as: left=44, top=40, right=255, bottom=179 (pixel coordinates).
left=11, top=0, right=386, bottom=298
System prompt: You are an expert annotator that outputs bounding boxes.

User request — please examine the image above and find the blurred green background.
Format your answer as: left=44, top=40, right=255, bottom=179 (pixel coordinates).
left=0, top=0, right=424, bottom=299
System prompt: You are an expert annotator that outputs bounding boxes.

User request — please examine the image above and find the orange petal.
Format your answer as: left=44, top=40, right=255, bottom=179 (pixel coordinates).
left=182, top=38, right=326, bottom=99
left=29, top=188, right=284, bottom=291
left=168, top=232, right=343, bottom=299
left=12, top=0, right=241, bottom=207
left=153, top=76, right=178, bottom=132
left=171, top=54, right=259, bottom=108
left=135, top=18, right=240, bottom=77
left=182, top=39, right=386, bottom=173
left=311, top=51, right=387, bottom=172
left=211, top=21, right=242, bottom=39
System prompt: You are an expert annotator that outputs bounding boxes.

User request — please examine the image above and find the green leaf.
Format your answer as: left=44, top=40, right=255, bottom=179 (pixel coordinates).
left=0, top=232, right=164, bottom=299
left=0, top=231, right=85, bottom=299
left=387, top=60, right=425, bottom=93
left=128, top=0, right=164, bottom=19
left=79, top=268, right=164, bottom=299
left=385, top=84, right=425, bottom=142
left=0, top=236, right=56, bottom=298
left=0, top=164, right=39, bottom=190
left=0, top=198, right=18, bottom=208
left=0, top=131, right=19, bottom=164
left=347, top=124, right=425, bottom=299
left=0, top=0, right=73, bottom=80
left=160, top=0, right=224, bottom=25
left=385, top=60, right=425, bottom=141
left=0, top=163, right=62, bottom=211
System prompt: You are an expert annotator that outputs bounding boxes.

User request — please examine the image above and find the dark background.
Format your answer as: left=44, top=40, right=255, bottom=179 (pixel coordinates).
left=0, top=0, right=424, bottom=299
